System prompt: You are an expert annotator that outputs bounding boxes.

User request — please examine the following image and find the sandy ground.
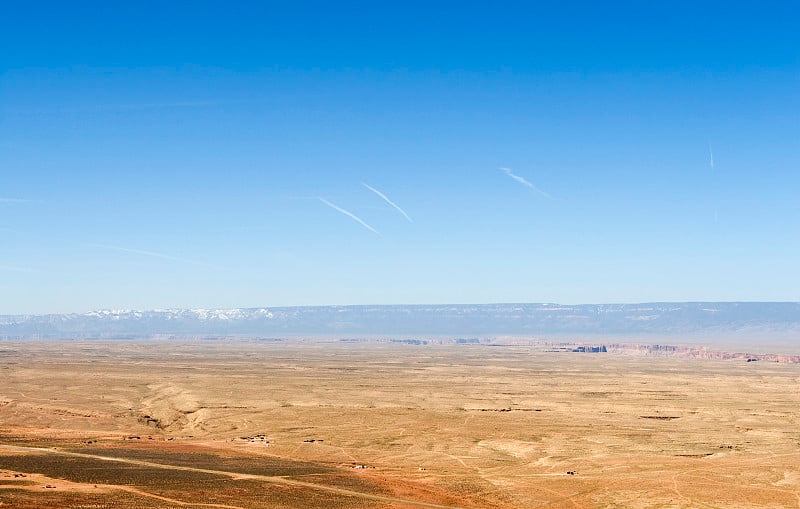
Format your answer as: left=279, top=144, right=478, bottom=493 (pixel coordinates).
left=0, top=340, right=799, bottom=508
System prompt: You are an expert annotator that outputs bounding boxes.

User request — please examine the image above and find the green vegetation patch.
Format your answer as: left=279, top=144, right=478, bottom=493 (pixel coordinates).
left=0, top=453, right=224, bottom=485
left=81, top=447, right=335, bottom=477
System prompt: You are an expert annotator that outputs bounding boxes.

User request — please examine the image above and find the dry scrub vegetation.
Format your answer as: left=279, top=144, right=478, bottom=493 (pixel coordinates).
left=0, top=340, right=799, bottom=508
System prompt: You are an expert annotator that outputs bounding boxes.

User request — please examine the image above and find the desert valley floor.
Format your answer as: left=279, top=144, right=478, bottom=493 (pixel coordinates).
left=0, top=339, right=799, bottom=508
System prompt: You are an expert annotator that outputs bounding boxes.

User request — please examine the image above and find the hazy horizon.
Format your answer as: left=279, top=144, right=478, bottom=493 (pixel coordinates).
left=5, top=299, right=800, bottom=317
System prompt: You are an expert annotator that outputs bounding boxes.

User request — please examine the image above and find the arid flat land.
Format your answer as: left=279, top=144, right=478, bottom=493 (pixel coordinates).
left=0, top=340, right=799, bottom=508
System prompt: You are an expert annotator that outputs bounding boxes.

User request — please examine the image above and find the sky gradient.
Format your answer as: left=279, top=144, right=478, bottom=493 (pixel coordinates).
left=2, top=1, right=799, bottom=313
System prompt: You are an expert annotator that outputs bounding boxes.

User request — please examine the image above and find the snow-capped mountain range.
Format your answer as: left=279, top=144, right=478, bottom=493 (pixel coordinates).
left=1, top=302, right=800, bottom=339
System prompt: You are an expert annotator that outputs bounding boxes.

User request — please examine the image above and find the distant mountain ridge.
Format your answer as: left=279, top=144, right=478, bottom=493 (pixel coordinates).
left=1, top=302, right=800, bottom=339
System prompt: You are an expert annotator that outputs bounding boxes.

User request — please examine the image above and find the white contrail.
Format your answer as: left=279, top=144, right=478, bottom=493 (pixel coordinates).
left=55, top=100, right=221, bottom=114
left=709, top=145, right=714, bottom=169
left=710, top=145, right=717, bottom=222
left=499, top=168, right=550, bottom=198
left=0, top=264, right=34, bottom=273
left=90, top=244, right=223, bottom=268
left=319, top=198, right=380, bottom=235
left=0, top=198, right=32, bottom=204
left=361, top=183, right=413, bottom=223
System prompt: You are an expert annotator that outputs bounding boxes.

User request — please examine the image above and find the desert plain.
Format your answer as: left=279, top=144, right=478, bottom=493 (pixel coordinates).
left=0, top=339, right=798, bottom=508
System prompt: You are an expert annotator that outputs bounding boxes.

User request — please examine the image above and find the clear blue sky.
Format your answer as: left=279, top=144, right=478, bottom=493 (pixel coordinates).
left=2, top=1, right=799, bottom=313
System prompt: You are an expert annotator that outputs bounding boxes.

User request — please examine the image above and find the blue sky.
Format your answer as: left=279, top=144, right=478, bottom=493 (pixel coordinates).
left=2, top=1, right=799, bottom=313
